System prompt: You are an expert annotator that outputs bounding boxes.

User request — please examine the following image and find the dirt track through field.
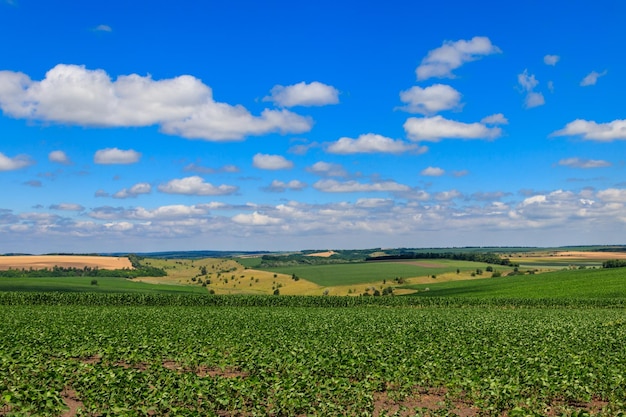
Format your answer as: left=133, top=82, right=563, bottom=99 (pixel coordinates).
left=0, top=255, right=132, bottom=270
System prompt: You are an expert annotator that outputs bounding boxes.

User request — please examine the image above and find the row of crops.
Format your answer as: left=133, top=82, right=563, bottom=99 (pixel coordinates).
left=2, top=291, right=626, bottom=308
left=1, top=294, right=626, bottom=416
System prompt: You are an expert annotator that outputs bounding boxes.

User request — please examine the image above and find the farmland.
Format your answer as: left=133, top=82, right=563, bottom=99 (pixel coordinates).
left=1, top=297, right=626, bottom=416
left=1, top=249, right=626, bottom=415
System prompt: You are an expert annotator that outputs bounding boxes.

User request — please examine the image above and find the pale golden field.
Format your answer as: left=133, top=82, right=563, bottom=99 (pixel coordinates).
left=0, top=255, right=132, bottom=271
left=136, top=257, right=321, bottom=295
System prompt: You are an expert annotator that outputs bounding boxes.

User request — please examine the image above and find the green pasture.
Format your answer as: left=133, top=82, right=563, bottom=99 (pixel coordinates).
left=405, top=267, right=626, bottom=299
left=257, top=259, right=498, bottom=286
left=0, top=276, right=206, bottom=294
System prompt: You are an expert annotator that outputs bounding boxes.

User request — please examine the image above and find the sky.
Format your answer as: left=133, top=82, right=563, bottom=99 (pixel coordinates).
left=1, top=0, right=626, bottom=254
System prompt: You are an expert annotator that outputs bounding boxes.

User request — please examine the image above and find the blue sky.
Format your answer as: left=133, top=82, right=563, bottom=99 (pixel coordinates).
left=1, top=0, right=626, bottom=253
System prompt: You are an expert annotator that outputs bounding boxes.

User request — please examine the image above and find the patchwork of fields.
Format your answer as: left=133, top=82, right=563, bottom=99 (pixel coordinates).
left=1, top=250, right=626, bottom=415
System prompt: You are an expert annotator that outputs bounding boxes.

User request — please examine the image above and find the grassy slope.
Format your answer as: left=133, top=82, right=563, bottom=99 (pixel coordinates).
left=404, top=267, right=626, bottom=299
left=0, top=276, right=208, bottom=294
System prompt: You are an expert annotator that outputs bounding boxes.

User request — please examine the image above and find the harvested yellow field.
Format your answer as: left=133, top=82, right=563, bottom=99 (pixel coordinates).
left=135, top=257, right=321, bottom=295
left=304, top=251, right=337, bottom=257
left=0, top=255, right=132, bottom=271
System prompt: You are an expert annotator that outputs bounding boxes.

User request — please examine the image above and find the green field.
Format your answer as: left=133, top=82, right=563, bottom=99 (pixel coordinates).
left=0, top=276, right=206, bottom=294
left=256, top=259, right=498, bottom=286
left=404, top=266, right=626, bottom=299
left=1, top=301, right=625, bottom=416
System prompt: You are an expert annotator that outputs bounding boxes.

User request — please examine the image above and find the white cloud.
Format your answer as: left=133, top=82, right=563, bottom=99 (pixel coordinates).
left=597, top=188, right=626, bottom=203
left=0, top=64, right=312, bottom=141
left=398, top=84, right=461, bottom=114
left=517, top=70, right=545, bottom=108
left=452, top=170, right=469, bottom=177
left=232, top=211, right=282, bottom=226
left=252, top=153, right=293, bottom=170
left=580, top=70, right=607, bottom=86
left=49, top=203, right=84, bottom=211
left=480, top=113, right=508, bottom=125
left=416, top=36, right=501, bottom=80
left=558, top=157, right=611, bottom=169
left=434, top=190, right=462, bottom=201
left=307, top=161, right=348, bottom=177
left=264, top=179, right=307, bottom=192
left=113, top=182, right=152, bottom=199
left=313, top=179, right=410, bottom=193
left=157, top=176, right=237, bottom=195
left=551, top=119, right=626, bottom=141
left=326, top=133, right=419, bottom=154
left=543, top=54, right=560, bottom=66
left=48, top=150, right=71, bottom=164
left=525, top=92, right=545, bottom=108
left=94, top=24, right=112, bottom=32
left=264, top=81, right=339, bottom=107
left=94, top=148, right=141, bottom=164
left=0, top=152, right=33, bottom=171
left=403, top=115, right=501, bottom=142
left=421, top=166, right=445, bottom=176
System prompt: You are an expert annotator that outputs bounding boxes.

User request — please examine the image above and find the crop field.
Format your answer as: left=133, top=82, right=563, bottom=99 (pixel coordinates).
left=1, top=298, right=626, bottom=416
left=256, top=259, right=502, bottom=287
left=0, top=276, right=206, bottom=294
left=0, top=256, right=132, bottom=271
left=404, top=266, right=626, bottom=299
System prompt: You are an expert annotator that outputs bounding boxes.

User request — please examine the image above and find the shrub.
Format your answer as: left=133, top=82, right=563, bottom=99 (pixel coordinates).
left=90, top=279, right=98, bottom=286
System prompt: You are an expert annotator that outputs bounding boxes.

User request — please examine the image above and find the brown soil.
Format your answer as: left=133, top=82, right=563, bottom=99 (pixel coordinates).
left=60, top=388, right=84, bottom=417
left=0, top=255, right=132, bottom=271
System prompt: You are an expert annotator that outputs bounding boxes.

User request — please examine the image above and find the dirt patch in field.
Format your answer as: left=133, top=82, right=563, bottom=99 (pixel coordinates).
left=162, top=360, right=248, bottom=378
left=60, top=388, right=84, bottom=417
left=0, top=255, right=132, bottom=271
left=373, top=387, right=478, bottom=417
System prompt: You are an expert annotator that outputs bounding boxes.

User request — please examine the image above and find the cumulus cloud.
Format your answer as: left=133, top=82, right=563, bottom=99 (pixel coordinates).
left=49, top=203, right=84, bottom=211
left=416, top=36, right=501, bottom=80
left=264, top=81, right=339, bottom=107
left=543, top=54, right=560, bottom=66
left=403, top=115, right=501, bottom=142
left=0, top=152, right=33, bottom=171
left=263, top=180, right=307, bottom=192
left=421, top=166, right=445, bottom=176
left=232, top=211, right=282, bottom=226
left=0, top=64, right=312, bottom=141
left=517, top=70, right=545, bottom=108
left=94, top=148, right=141, bottom=164
left=480, top=113, right=508, bottom=125
left=313, top=179, right=410, bottom=193
left=580, top=70, right=607, bottom=86
left=551, top=119, right=626, bottom=141
left=398, top=84, right=462, bottom=114
left=113, top=182, right=152, bottom=199
left=48, top=150, right=71, bottom=164
left=597, top=188, right=626, bottom=203
left=157, top=176, right=237, bottom=195
left=434, top=190, right=462, bottom=201
left=307, top=161, right=348, bottom=177
left=326, top=133, right=419, bottom=154
left=252, top=153, right=293, bottom=170
left=558, top=157, right=611, bottom=168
